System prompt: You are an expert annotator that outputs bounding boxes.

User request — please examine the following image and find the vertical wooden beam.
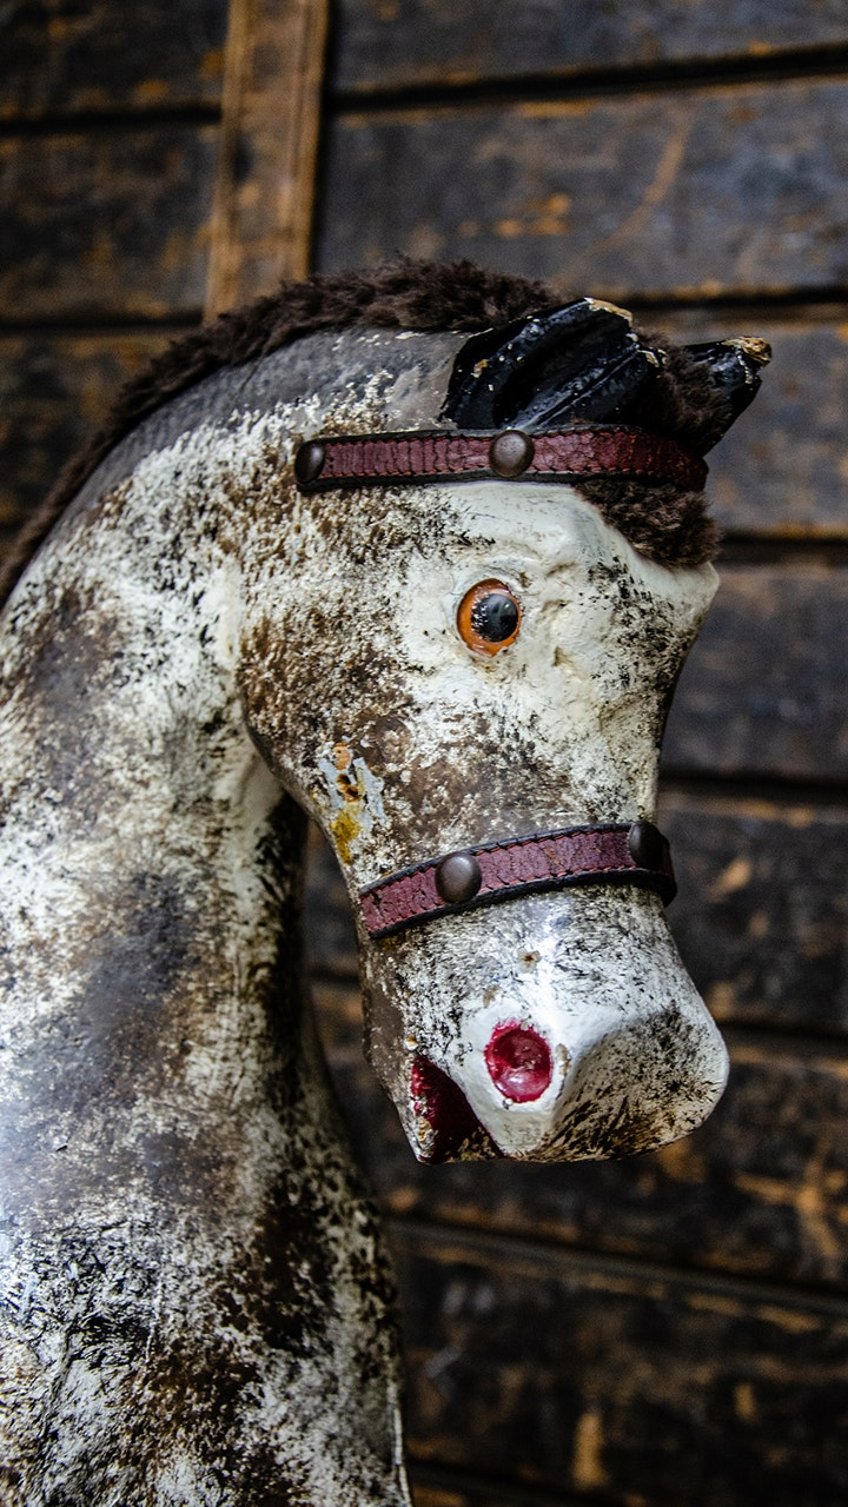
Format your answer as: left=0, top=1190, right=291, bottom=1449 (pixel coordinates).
left=205, top=0, right=330, bottom=316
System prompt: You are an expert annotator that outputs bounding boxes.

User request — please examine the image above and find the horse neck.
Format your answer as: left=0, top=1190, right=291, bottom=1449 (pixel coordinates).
left=0, top=417, right=409, bottom=1505
left=0, top=451, right=306, bottom=1163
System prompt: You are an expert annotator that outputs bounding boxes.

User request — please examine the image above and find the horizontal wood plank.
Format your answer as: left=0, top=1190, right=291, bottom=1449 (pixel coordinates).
left=312, top=973, right=848, bottom=1290
left=332, top=0, right=848, bottom=95
left=316, top=78, right=848, bottom=299
left=662, top=792, right=848, bottom=1035
left=664, top=564, right=848, bottom=782
left=0, top=127, right=217, bottom=321
left=1, top=0, right=227, bottom=119
left=393, top=1226, right=848, bottom=1507
left=0, top=332, right=177, bottom=542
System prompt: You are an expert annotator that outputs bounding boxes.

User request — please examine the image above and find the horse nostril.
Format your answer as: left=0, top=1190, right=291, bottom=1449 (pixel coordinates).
left=485, top=1023, right=553, bottom=1102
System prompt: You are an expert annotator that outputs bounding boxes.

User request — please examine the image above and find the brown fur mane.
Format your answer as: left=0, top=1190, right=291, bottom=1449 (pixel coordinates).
left=1, top=260, right=725, bottom=604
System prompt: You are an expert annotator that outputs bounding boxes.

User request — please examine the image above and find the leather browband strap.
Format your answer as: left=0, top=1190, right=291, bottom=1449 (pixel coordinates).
left=359, top=822, right=676, bottom=940
left=294, top=426, right=707, bottom=493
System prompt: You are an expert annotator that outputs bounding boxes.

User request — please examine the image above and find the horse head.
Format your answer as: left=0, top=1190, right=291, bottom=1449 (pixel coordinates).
left=234, top=293, right=769, bottom=1166
left=0, top=264, right=769, bottom=1504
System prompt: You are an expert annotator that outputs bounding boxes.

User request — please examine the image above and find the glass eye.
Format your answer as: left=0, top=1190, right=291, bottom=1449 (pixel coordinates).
left=457, top=579, right=522, bottom=656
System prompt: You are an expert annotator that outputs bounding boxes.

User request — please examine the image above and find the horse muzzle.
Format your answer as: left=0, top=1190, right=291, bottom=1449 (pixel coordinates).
left=356, top=837, right=728, bottom=1165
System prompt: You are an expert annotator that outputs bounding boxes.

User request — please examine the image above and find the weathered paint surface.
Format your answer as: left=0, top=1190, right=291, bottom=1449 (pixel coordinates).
left=0, top=327, right=725, bottom=1500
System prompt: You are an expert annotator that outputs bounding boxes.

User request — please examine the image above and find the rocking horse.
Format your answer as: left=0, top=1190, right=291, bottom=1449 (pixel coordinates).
left=0, top=261, right=768, bottom=1505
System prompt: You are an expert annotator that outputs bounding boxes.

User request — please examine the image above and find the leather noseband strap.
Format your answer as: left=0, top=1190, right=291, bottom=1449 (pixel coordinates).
left=359, top=821, right=676, bottom=940
left=294, top=425, right=707, bottom=493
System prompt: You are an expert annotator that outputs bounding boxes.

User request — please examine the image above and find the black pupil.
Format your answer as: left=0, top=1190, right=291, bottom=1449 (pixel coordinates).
left=470, top=591, right=519, bottom=642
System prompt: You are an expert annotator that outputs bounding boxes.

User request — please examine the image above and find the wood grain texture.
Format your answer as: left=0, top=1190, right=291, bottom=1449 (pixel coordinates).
left=662, top=792, right=848, bottom=1036
left=0, top=332, right=176, bottom=544
left=332, top=0, right=848, bottom=94
left=316, top=79, right=848, bottom=299
left=0, top=128, right=217, bottom=321
left=206, top=0, right=330, bottom=313
left=1, top=0, right=227, bottom=119
left=664, top=564, right=848, bottom=782
left=392, top=1225, right=848, bottom=1507
left=312, top=972, right=848, bottom=1290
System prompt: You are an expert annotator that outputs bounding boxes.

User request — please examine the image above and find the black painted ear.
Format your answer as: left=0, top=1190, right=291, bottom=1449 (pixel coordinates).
left=441, top=298, right=664, bottom=430
left=680, top=338, right=772, bottom=450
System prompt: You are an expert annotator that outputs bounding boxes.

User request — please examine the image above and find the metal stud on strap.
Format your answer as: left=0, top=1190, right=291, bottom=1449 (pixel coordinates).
left=293, top=426, right=707, bottom=494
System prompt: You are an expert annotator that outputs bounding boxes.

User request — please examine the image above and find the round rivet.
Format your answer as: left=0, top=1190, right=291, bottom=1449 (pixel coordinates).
left=488, top=430, right=535, bottom=478
left=435, top=851, right=482, bottom=905
left=628, top=820, right=665, bottom=870
left=294, top=440, right=325, bottom=485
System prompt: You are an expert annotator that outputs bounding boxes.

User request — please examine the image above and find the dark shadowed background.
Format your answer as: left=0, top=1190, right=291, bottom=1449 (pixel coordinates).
left=2, top=3, right=847, bottom=1504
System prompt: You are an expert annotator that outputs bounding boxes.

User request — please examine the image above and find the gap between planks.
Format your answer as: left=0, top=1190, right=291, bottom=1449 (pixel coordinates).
left=386, top=1215, right=848, bottom=1320
left=2, top=293, right=848, bottom=334
left=0, top=313, right=204, bottom=337
left=410, top=1457, right=592, bottom=1507
left=328, top=42, right=848, bottom=118
left=0, top=104, right=221, bottom=138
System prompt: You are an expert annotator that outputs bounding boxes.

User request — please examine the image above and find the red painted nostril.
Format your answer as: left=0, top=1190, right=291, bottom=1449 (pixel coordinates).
left=485, top=1023, right=553, bottom=1102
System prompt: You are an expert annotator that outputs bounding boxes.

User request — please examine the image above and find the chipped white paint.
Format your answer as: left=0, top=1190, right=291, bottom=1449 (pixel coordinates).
left=1, top=325, right=728, bottom=1500
left=317, top=743, right=387, bottom=862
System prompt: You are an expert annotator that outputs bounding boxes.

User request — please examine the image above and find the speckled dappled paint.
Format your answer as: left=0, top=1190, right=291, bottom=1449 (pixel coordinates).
left=1, top=320, right=735, bottom=1503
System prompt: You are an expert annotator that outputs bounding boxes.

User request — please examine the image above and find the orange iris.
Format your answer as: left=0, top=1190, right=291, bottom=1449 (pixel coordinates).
left=456, top=579, right=522, bottom=656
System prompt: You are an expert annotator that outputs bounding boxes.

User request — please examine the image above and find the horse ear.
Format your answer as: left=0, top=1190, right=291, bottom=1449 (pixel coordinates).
left=679, top=338, right=772, bottom=449
left=441, top=298, right=665, bottom=430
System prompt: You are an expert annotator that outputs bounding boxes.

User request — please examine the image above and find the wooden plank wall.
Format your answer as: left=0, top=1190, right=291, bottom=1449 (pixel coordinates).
left=0, top=0, right=327, bottom=542
left=308, top=8, right=848, bottom=1507
left=0, top=0, right=229, bottom=549
left=2, top=5, right=847, bottom=1507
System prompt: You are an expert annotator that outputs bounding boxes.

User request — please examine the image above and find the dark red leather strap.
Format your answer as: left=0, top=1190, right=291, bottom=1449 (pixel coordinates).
left=359, top=822, right=676, bottom=940
left=294, top=426, right=707, bottom=493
